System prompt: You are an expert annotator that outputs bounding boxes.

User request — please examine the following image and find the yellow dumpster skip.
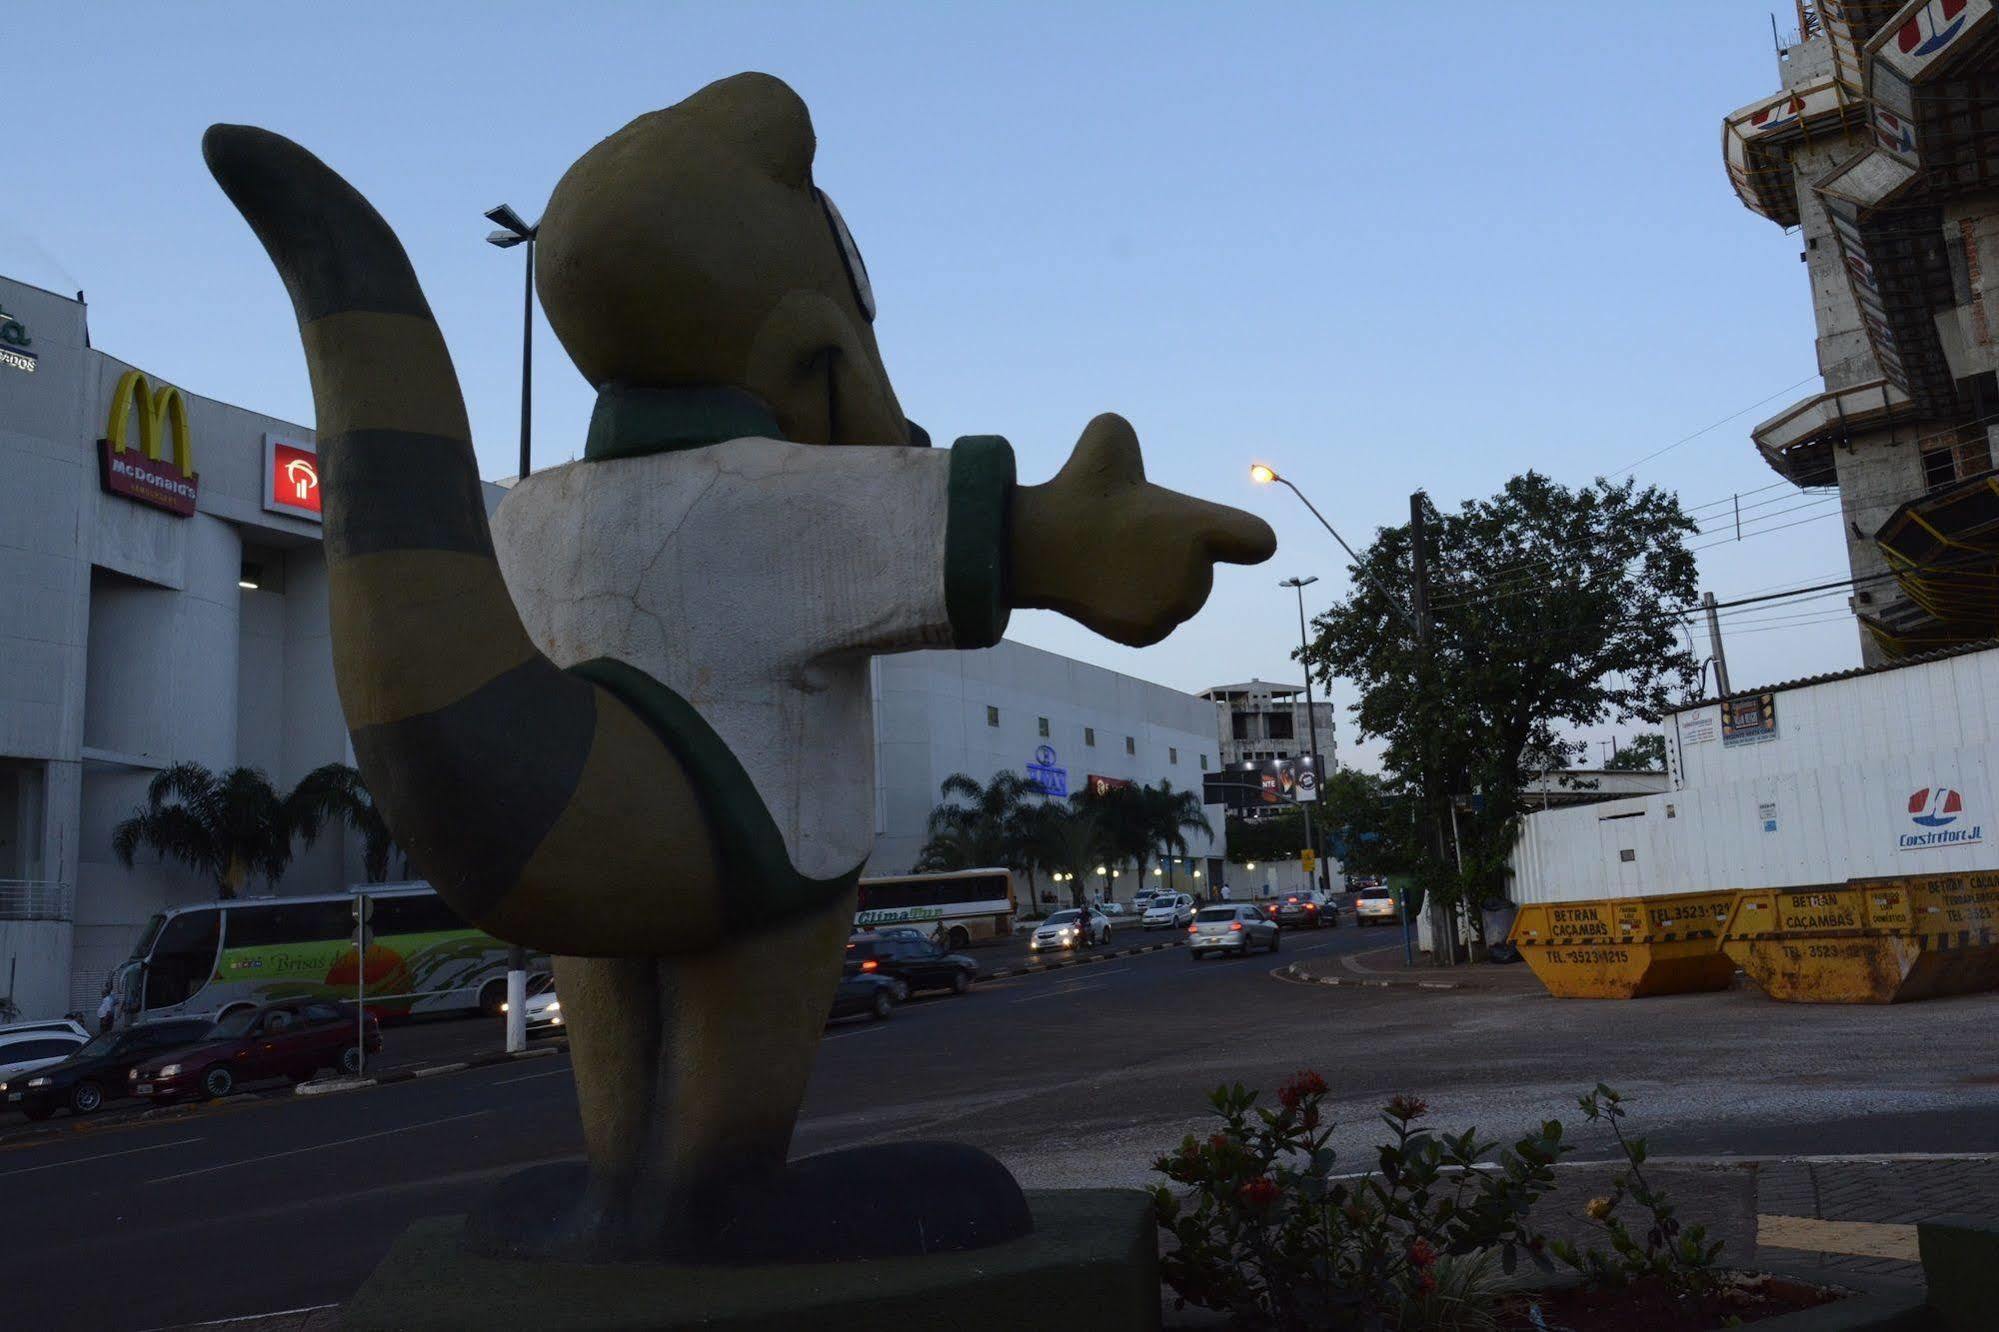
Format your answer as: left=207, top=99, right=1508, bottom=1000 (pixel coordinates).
left=1508, top=891, right=1740, bottom=999
left=1722, top=872, right=1999, bottom=1004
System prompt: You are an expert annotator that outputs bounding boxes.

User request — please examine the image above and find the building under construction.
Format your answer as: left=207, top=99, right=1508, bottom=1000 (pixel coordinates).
left=1726, top=1, right=1999, bottom=662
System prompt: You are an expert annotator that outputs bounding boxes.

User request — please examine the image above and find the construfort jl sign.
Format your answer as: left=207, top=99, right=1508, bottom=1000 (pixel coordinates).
left=1899, top=785, right=1984, bottom=851
left=96, top=369, right=198, bottom=517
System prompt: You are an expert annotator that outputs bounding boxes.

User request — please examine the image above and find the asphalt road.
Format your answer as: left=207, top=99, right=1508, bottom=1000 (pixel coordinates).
left=4, top=920, right=1997, bottom=1329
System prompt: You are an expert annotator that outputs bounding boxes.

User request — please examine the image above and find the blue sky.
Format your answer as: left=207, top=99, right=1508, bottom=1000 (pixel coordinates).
left=6, top=3, right=1839, bottom=769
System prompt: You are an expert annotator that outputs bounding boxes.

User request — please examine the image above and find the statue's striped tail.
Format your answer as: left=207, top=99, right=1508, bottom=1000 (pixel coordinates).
left=204, top=125, right=722, bottom=956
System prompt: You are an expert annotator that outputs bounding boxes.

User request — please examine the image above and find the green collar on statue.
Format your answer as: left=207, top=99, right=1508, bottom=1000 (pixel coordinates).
left=584, top=383, right=785, bottom=462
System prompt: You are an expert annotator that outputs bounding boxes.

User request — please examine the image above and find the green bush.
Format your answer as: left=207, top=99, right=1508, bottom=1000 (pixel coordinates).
left=1151, top=1074, right=1565, bottom=1330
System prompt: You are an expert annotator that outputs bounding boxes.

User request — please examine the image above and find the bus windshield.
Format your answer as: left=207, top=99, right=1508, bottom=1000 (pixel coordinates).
left=131, top=913, right=166, bottom=961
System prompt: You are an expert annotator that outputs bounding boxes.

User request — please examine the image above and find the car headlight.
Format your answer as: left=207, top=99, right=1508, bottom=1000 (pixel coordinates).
left=158, top=1064, right=181, bottom=1078
left=544, top=1000, right=559, bottom=1013
left=27, top=1076, right=51, bottom=1087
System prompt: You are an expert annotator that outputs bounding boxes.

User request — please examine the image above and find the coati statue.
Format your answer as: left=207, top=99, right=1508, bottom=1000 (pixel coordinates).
left=204, top=71, right=1274, bottom=1262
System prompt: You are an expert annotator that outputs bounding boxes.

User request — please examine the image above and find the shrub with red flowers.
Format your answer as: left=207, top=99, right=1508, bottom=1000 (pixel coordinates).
left=1151, top=1072, right=1568, bottom=1331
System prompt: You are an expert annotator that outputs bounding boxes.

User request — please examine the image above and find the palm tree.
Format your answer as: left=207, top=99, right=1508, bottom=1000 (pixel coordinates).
left=1145, top=781, right=1215, bottom=895
left=1074, top=780, right=1151, bottom=890
left=1037, top=802, right=1108, bottom=908
left=111, top=763, right=292, bottom=899
left=286, top=762, right=405, bottom=883
left=912, top=770, right=1044, bottom=879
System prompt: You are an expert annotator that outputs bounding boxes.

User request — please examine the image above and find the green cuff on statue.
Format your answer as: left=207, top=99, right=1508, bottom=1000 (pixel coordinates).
left=945, top=435, right=1015, bottom=649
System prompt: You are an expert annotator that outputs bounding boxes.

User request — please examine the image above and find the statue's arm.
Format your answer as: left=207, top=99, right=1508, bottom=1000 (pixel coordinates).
left=1007, top=414, right=1277, bottom=647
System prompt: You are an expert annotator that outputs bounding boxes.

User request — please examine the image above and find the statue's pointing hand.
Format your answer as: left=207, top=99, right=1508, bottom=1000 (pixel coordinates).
left=1010, top=413, right=1278, bottom=647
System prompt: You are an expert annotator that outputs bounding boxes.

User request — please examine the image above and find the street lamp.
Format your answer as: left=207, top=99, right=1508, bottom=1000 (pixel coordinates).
left=1251, top=464, right=1418, bottom=631
left=486, top=203, right=540, bottom=481
left=1281, top=574, right=1330, bottom=895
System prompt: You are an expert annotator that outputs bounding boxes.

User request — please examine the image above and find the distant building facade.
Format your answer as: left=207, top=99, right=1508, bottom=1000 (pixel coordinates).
left=1197, top=678, right=1336, bottom=769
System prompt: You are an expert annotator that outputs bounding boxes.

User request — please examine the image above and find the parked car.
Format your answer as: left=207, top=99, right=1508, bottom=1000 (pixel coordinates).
left=1030, top=907, right=1112, bottom=952
left=0, top=1016, right=88, bottom=1042
left=863, top=923, right=946, bottom=947
left=1098, top=901, right=1127, bottom=917
left=1271, top=890, right=1333, bottom=930
left=4, top=1017, right=213, bottom=1119
left=128, top=999, right=382, bottom=1102
left=1141, top=893, right=1195, bottom=930
left=1131, top=888, right=1167, bottom=916
left=844, top=934, right=978, bottom=996
left=0, top=1026, right=89, bottom=1089
left=1354, top=886, right=1400, bottom=925
left=828, top=972, right=901, bottom=1023
left=1190, top=904, right=1280, bottom=959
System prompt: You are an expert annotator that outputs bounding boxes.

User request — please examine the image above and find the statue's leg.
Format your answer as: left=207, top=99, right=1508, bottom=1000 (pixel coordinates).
left=646, top=890, right=855, bottom=1254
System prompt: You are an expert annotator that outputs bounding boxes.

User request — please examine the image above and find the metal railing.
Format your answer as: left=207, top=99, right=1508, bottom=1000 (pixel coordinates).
left=0, top=880, right=74, bottom=922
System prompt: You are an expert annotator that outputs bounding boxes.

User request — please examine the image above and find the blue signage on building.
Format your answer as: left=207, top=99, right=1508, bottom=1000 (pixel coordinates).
left=1027, top=745, right=1068, bottom=797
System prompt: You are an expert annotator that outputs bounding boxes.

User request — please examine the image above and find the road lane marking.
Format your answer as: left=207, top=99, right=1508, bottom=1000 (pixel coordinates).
left=1010, top=981, right=1107, bottom=1004
left=491, top=1068, right=567, bottom=1085
left=147, top=1109, right=491, bottom=1184
left=139, top=1304, right=339, bottom=1332
left=0, top=1136, right=202, bottom=1178
left=823, top=1022, right=898, bottom=1040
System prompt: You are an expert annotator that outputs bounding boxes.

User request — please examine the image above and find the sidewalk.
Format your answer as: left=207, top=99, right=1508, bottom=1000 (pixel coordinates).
left=160, top=1153, right=1986, bottom=1328
left=1279, top=942, right=1546, bottom=993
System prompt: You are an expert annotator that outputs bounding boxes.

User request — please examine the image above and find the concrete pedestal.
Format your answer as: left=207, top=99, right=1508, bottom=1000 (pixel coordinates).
left=341, top=1187, right=1159, bottom=1331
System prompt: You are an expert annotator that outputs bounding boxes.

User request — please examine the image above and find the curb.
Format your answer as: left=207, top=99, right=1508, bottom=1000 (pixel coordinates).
left=295, top=1041, right=567, bottom=1096
left=983, top=938, right=1187, bottom=980
left=1272, top=962, right=1465, bottom=991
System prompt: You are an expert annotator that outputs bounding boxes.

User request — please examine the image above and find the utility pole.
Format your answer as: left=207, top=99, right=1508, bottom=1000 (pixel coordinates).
left=1409, top=492, right=1456, bottom=965
left=1703, top=591, right=1732, bottom=698
left=1280, top=576, right=1329, bottom=896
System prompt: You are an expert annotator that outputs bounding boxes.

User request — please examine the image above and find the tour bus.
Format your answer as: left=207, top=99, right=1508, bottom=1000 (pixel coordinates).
left=853, top=868, right=1017, bottom=949
left=109, top=883, right=543, bottom=1026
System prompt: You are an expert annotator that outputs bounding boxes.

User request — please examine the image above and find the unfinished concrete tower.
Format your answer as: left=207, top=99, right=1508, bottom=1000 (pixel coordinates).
left=1726, top=1, right=1999, bottom=662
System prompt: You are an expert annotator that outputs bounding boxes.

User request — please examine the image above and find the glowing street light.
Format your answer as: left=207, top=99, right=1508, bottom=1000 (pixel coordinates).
left=1250, top=463, right=1418, bottom=630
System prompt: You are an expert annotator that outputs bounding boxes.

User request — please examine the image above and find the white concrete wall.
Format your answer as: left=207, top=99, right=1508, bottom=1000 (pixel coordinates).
left=868, top=639, right=1226, bottom=902
left=1516, top=647, right=1999, bottom=904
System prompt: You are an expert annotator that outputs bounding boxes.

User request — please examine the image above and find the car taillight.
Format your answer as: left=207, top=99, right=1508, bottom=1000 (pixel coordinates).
left=861, top=960, right=878, bottom=972
left=1306, top=903, right=1317, bottom=911
left=1187, top=925, right=1198, bottom=934
left=1230, top=922, right=1242, bottom=932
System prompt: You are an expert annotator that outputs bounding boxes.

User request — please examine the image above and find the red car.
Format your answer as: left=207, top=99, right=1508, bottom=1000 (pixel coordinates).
left=129, top=999, right=382, bottom=1102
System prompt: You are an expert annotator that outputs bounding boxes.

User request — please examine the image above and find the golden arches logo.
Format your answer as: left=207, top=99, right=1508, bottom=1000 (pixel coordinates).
left=105, top=370, right=194, bottom=477
left=97, top=369, right=199, bottom=517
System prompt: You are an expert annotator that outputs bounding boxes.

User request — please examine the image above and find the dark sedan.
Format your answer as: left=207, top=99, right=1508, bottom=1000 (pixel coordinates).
left=3, top=1018, right=212, bottom=1119
left=828, top=972, right=900, bottom=1023
left=129, top=999, right=382, bottom=1102
left=845, top=934, right=977, bottom=996
left=1270, top=891, right=1334, bottom=929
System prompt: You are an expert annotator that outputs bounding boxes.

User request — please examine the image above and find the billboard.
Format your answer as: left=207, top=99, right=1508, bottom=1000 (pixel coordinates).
left=1203, top=755, right=1323, bottom=810
left=97, top=370, right=198, bottom=517
left=264, top=434, right=322, bottom=521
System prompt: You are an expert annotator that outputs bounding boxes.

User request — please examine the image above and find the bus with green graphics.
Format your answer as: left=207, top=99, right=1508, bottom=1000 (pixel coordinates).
left=108, top=884, right=544, bottom=1026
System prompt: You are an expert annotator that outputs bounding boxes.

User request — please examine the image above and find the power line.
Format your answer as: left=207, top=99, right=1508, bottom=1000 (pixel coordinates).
left=1606, top=373, right=1824, bottom=475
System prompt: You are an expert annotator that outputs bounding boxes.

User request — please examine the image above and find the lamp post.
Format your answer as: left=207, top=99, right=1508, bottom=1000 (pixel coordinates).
left=485, top=203, right=539, bottom=482
left=1280, top=575, right=1330, bottom=896
left=486, top=203, right=538, bottom=1051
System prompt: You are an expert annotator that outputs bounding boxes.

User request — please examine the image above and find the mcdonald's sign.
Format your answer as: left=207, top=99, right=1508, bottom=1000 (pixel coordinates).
left=97, top=369, right=198, bottom=517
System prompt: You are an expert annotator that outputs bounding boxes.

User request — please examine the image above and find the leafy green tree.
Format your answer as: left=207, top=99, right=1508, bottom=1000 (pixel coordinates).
left=1604, top=733, right=1666, bottom=772
left=111, top=763, right=292, bottom=899
left=286, top=762, right=406, bottom=883
left=1144, top=781, right=1214, bottom=888
left=1303, top=473, right=1698, bottom=945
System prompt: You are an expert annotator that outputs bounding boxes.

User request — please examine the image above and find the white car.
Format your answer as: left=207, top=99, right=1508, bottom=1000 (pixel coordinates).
left=1142, top=893, right=1195, bottom=930
left=0, top=1025, right=90, bottom=1086
left=1030, top=907, right=1112, bottom=952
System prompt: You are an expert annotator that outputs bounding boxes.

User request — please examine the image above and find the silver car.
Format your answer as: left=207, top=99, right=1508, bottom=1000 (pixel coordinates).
left=1189, top=904, right=1279, bottom=959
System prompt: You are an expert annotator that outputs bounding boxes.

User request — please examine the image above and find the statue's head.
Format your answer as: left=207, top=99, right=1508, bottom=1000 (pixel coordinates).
left=537, top=72, right=912, bottom=446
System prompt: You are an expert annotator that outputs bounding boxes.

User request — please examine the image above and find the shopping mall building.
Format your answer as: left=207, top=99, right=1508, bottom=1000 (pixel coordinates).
left=0, top=274, right=1222, bottom=1021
